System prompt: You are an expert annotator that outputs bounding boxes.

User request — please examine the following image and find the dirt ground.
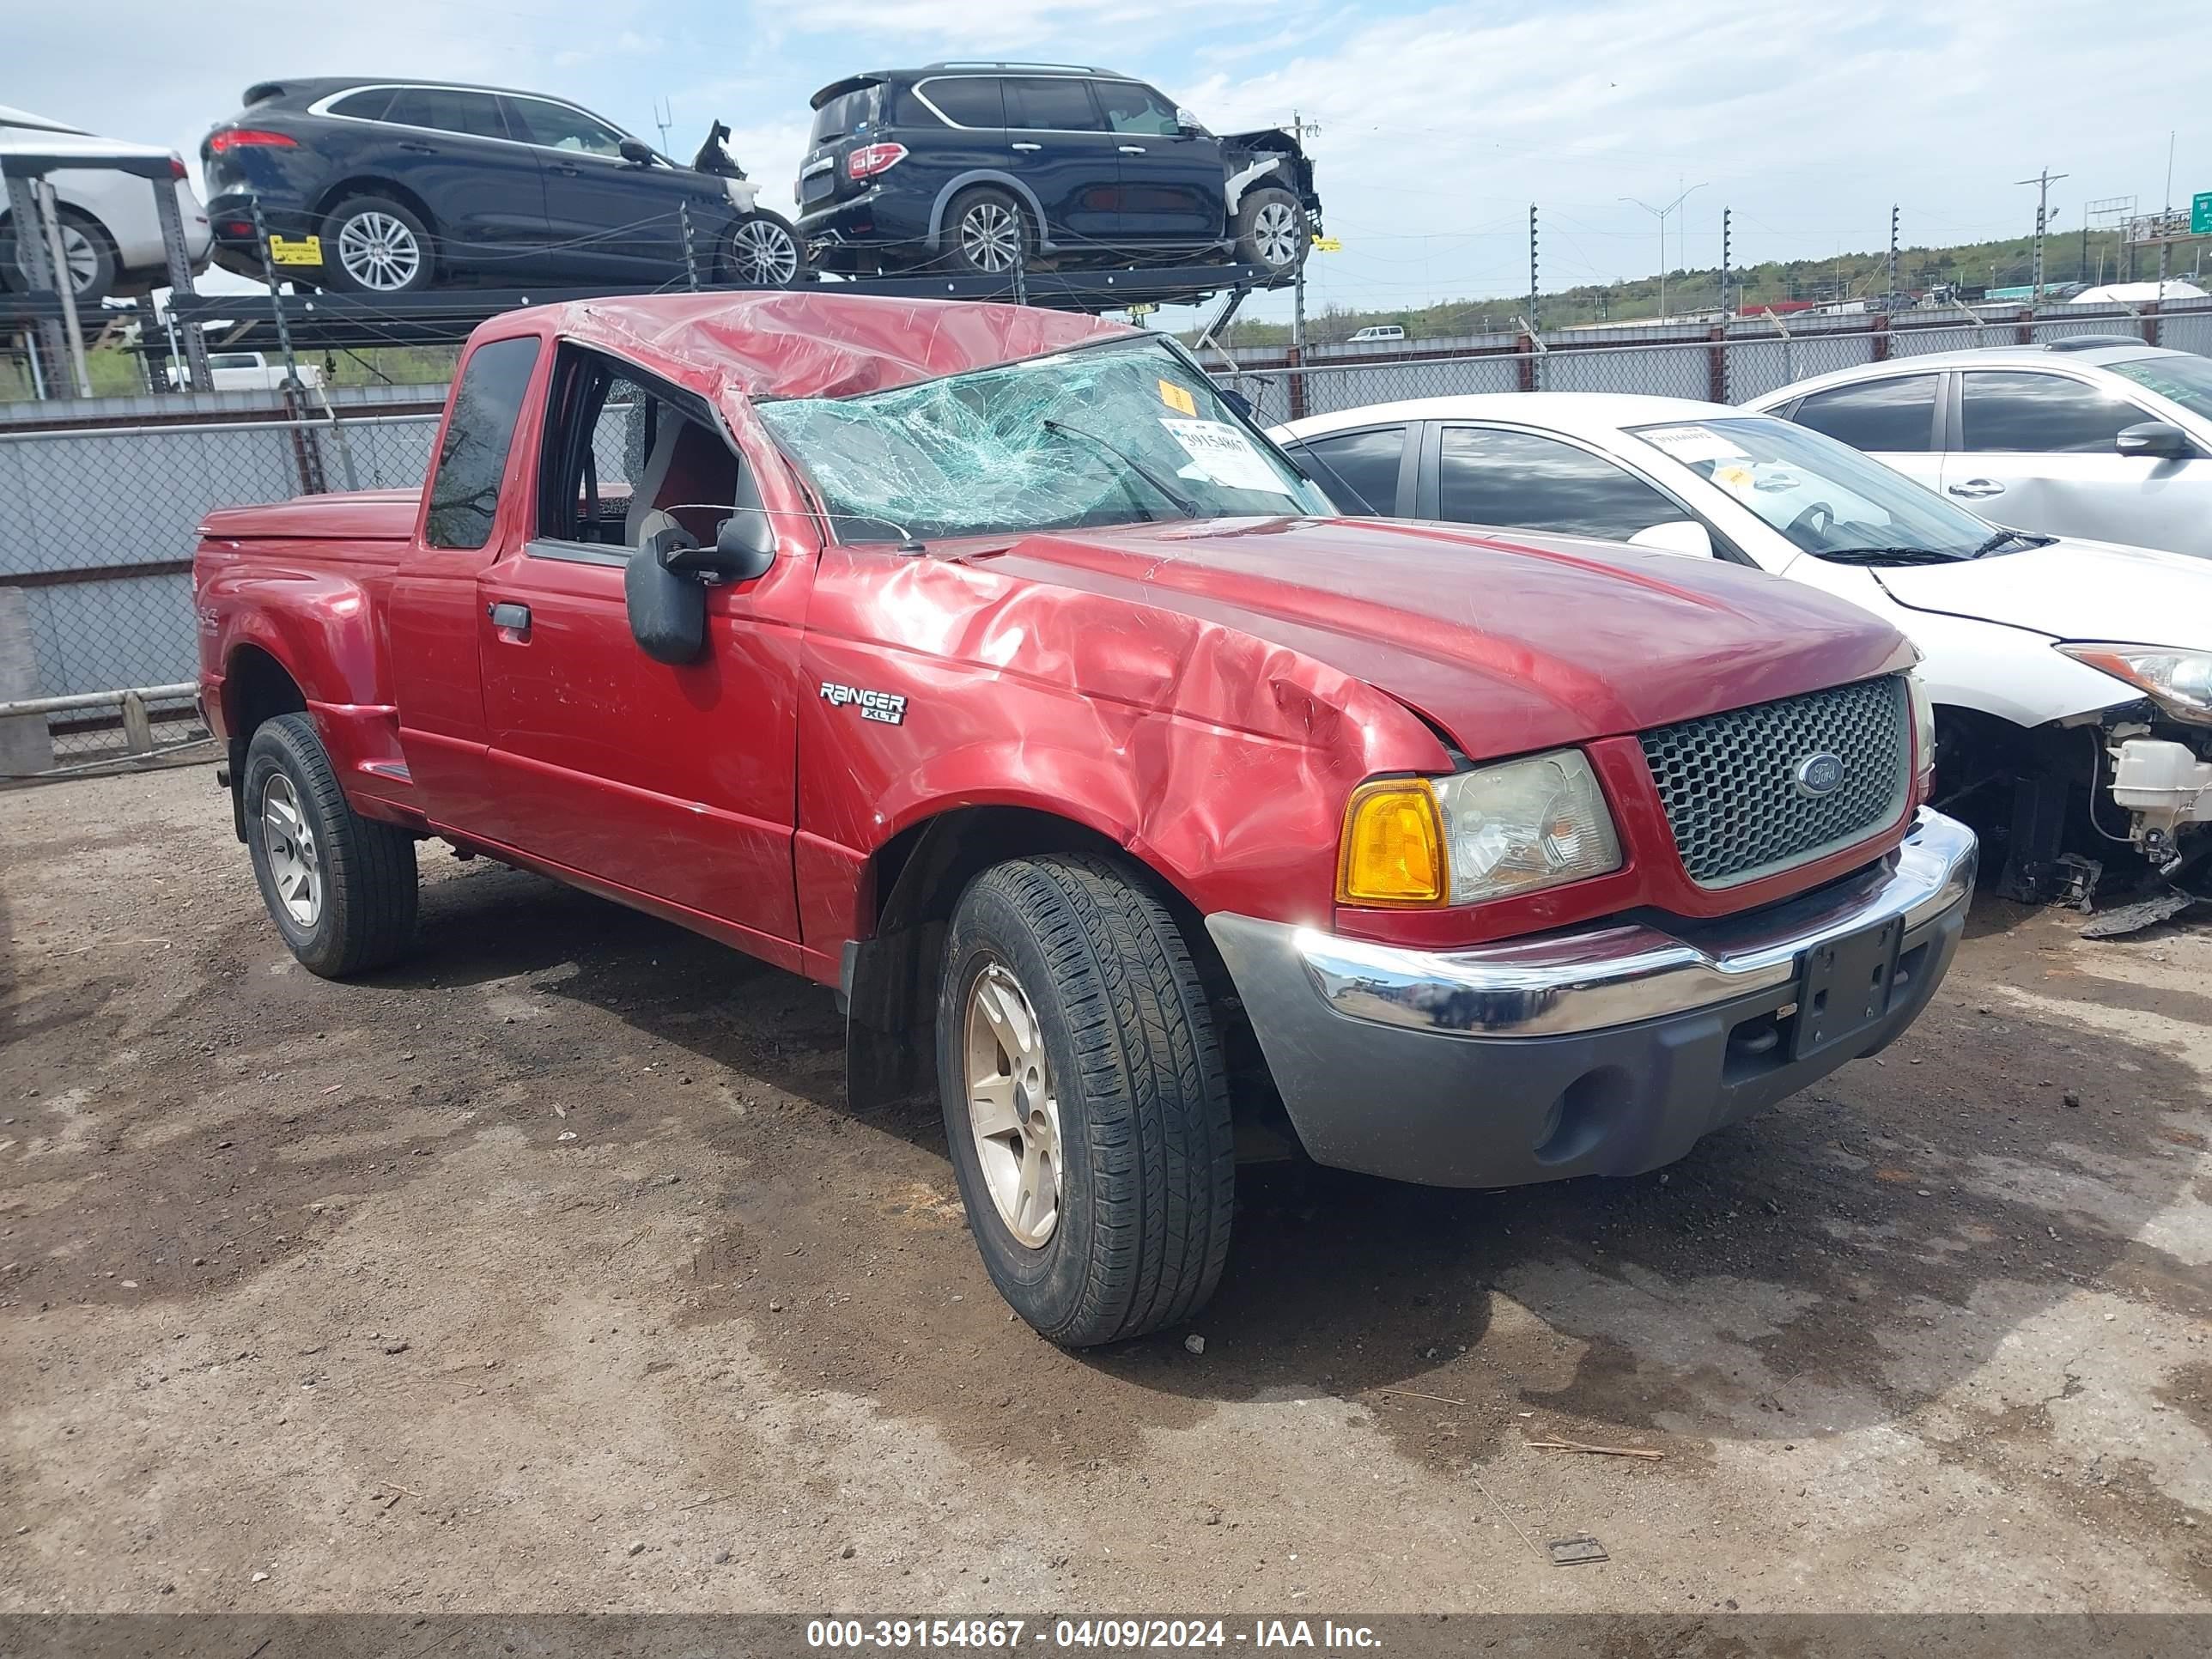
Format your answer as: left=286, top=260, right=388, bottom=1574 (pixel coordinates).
left=2, top=762, right=2207, bottom=1616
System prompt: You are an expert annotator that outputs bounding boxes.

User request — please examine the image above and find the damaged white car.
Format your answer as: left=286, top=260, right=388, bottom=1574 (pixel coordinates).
left=1273, top=394, right=2212, bottom=926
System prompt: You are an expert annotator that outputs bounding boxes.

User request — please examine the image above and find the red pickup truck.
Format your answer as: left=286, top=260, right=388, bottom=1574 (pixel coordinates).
left=196, top=292, right=1977, bottom=1346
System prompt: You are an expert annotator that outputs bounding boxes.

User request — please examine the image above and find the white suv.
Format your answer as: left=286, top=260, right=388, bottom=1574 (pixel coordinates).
left=1747, top=341, right=2212, bottom=559
left=0, top=104, right=212, bottom=303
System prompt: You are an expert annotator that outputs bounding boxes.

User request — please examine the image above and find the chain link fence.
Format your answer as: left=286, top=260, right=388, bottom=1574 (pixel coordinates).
left=1216, top=296, right=2212, bottom=423
left=1, top=404, right=439, bottom=779
left=3, top=296, right=2209, bottom=781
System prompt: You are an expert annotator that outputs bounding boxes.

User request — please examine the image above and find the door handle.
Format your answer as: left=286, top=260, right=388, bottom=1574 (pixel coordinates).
left=1118, top=145, right=1147, bottom=155
left=1010, top=143, right=1042, bottom=152
left=488, top=601, right=532, bottom=631
left=1947, top=478, right=2006, bottom=498
left=550, top=161, right=582, bottom=176
left=398, top=141, right=438, bottom=154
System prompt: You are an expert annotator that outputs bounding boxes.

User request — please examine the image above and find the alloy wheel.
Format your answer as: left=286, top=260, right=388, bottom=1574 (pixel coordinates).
left=958, top=203, right=1021, bottom=274
left=336, top=211, right=423, bottom=291
left=963, top=962, right=1063, bottom=1248
left=1252, top=200, right=1302, bottom=269
left=729, top=218, right=800, bottom=285
left=259, top=772, right=322, bottom=928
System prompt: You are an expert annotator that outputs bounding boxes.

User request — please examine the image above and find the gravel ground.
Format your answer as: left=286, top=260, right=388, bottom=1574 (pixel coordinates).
left=1, top=763, right=2207, bottom=1614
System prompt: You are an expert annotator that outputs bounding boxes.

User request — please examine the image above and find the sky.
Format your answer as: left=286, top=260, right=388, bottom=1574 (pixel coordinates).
left=10, top=0, right=2209, bottom=323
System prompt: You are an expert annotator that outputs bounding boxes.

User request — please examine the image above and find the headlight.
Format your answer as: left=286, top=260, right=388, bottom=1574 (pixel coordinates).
left=2057, top=643, right=2212, bottom=726
left=1907, top=670, right=1937, bottom=798
left=1338, top=750, right=1622, bottom=908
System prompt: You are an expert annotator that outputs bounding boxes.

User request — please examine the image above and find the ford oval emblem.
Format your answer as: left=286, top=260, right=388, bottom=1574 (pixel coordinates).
left=1794, top=751, right=1846, bottom=798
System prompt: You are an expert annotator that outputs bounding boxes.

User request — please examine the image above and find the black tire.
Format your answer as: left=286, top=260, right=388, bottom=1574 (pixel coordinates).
left=937, top=853, right=1235, bottom=1346
left=0, top=206, right=119, bottom=305
left=319, top=194, right=435, bottom=295
left=722, top=210, right=807, bottom=287
left=243, top=713, right=418, bottom=977
left=1231, top=185, right=1306, bottom=275
left=940, top=185, right=1032, bottom=277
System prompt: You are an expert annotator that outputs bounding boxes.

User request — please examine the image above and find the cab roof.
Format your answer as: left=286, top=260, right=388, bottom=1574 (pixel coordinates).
left=485, top=289, right=1138, bottom=405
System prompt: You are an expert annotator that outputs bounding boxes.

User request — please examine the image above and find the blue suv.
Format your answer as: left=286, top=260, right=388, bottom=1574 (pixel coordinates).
left=796, top=63, right=1320, bottom=281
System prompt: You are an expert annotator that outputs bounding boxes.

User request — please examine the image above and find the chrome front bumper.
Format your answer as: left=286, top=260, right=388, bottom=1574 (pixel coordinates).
left=1203, top=809, right=1978, bottom=1188
left=1288, top=808, right=1977, bottom=1040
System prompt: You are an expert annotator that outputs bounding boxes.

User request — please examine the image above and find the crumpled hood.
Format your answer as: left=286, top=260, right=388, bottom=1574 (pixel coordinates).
left=1872, top=537, right=2212, bottom=647
left=970, top=516, right=1912, bottom=757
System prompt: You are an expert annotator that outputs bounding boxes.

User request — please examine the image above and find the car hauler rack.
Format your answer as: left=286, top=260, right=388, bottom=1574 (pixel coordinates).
left=162, top=262, right=1277, bottom=356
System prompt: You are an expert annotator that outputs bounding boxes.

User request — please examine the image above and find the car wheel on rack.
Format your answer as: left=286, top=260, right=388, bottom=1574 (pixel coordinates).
left=941, top=186, right=1031, bottom=277
left=723, top=210, right=806, bottom=287
left=1231, top=186, right=1307, bottom=275
left=321, top=195, right=434, bottom=295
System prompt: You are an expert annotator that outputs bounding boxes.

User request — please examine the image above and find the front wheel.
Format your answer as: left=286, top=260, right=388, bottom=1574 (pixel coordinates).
left=1232, top=186, right=1307, bottom=275
left=937, top=853, right=1235, bottom=1346
left=724, top=210, right=806, bottom=287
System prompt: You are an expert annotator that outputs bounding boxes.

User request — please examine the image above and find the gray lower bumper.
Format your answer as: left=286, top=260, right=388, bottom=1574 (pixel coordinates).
left=1206, top=809, right=1978, bottom=1188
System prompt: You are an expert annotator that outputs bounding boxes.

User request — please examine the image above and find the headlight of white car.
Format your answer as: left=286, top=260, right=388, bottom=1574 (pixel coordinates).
left=2057, top=644, right=2212, bottom=727
left=1338, top=750, right=1624, bottom=908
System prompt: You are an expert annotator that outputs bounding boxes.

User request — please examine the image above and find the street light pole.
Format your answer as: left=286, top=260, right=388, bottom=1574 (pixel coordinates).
left=1622, top=184, right=1705, bottom=321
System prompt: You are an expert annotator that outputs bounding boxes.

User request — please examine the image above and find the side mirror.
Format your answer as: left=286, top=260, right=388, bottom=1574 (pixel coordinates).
left=618, top=137, right=655, bottom=167
left=1626, top=520, right=1715, bottom=559
left=663, top=507, right=777, bottom=584
left=1216, top=387, right=1255, bottom=420
left=2117, top=420, right=2193, bottom=460
left=625, top=527, right=707, bottom=665
left=1175, top=108, right=1201, bottom=134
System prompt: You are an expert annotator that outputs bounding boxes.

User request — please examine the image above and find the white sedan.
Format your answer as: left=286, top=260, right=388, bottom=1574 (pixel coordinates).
left=1, top=104, right=212, bottom=303
left=1271, top=392, right=2212, bottom=907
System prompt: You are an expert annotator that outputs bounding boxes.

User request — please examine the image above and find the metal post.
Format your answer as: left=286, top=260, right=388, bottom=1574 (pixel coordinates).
left=678, top=198, right=701, bottom=291
left=1012, top=235, right=1030, bottom=307
left=246, top=195, right=307, bottom=391
left=152, top=164, right=213, bottom=392
left=37, top=182, right=94, bottom=397
left=1721, top=207, right=1732, bottom=316
left=1528, top=204, right=1539, bottom=331
left=4, top=165, right=77, bottom=399
left=1887, top=205, right=1899, bottom=298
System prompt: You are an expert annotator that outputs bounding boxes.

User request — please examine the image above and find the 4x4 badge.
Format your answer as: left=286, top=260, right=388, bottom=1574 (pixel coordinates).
left=820, top=681, right=908, bottom=726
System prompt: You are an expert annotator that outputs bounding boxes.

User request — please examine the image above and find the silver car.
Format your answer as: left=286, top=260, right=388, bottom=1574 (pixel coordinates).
left=1746, top=340, right=2212, bottom=557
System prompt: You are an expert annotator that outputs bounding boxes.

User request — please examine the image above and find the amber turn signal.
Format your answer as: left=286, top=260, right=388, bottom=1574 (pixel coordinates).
left=1337, top=779, right=1447, bottom=907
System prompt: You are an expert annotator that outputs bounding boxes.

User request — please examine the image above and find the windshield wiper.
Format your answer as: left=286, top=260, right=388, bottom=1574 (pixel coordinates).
left=1814, top=546, right=1969, bottom=566
left=1970, top=527, right=2051, bottom=557
left=1041, top=419, right=1201, bottom=519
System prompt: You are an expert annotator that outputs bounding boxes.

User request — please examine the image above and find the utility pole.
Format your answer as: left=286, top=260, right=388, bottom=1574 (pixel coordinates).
left=1621, top=184, right=1704, bottom=321
left=1887, top=205, right=1899, bottom=298
left=2015, top=167, right=2069, bottom=296
left=1287, top=110, right=1321, bottom=356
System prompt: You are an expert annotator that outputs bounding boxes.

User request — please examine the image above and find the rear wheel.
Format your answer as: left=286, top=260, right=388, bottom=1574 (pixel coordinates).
left=941, top=186, right=1030, bottom=276
left=243, top=714, right=418, bottom=976
left=0, top=207, right=118, bottom=304
left=321, top=195, right=434, bottom=294
left=937, top=853, right=1235, bottom=1346
left=1232, top=186, right=1306, bottom=275
left=723, top=210, right=805, bottom=287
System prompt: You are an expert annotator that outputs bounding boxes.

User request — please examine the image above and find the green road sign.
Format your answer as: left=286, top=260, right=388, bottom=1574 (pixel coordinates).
left=2195, top=191, right=2212, bottom=236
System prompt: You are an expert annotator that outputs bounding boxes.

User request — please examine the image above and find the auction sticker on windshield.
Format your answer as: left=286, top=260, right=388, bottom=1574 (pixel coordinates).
left=1159, top=418, right=1291, bottom=494
left=1638, top=424, right=1749, bottom=465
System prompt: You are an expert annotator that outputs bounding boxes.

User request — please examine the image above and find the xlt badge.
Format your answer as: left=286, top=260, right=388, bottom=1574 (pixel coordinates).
left=820, top=681, right=908, bottom=726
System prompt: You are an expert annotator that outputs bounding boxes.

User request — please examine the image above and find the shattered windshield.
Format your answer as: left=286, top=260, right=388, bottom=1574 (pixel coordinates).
left=754, top=335, right=1329, bottom=542
left=1628, top=415, right=2000, bottom=562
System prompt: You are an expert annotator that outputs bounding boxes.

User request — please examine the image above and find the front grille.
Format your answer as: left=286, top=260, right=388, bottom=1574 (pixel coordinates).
left=1639, top=675, right=1910, bottom=888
